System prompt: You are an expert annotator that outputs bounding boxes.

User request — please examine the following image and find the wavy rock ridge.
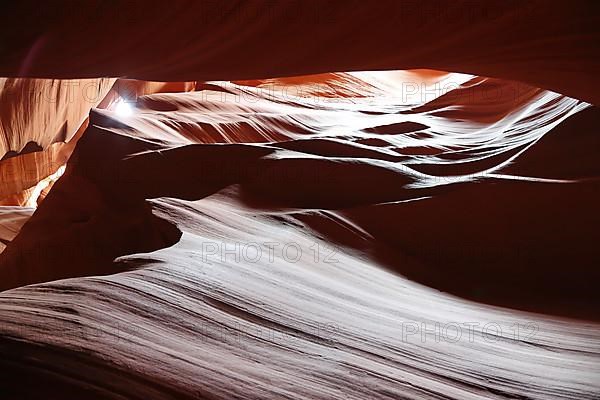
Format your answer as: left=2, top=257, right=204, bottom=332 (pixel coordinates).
left=0, top=70, right=599, bottom=398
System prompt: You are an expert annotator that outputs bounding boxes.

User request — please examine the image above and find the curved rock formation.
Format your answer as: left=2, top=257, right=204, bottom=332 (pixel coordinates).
left=0, top=2, right=599, bottom=398
left=0, top=71, right=598, bottom=398
left=2, top=1, right=599, bottom=104
left=0, top=78, right=115, bottom=204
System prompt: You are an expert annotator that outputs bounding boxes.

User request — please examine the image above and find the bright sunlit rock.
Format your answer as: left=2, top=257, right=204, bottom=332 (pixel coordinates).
left=114, top=99, right=134, bottom=116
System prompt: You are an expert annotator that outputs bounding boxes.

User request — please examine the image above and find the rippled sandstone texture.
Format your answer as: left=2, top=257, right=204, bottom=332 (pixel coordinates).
left=0, top=1, right=599, bottom=399
left=0, top=78, right=115, bottom=205
left=1, top=72, right=599, bottom=399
